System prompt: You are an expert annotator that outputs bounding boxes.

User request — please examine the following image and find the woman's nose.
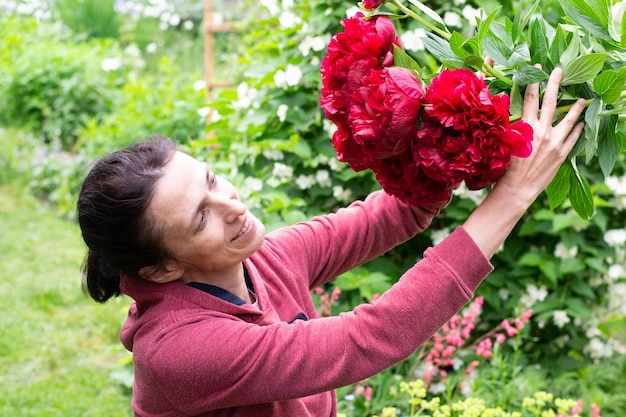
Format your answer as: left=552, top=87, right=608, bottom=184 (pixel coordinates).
left=214, top=193, right=245, bottom=223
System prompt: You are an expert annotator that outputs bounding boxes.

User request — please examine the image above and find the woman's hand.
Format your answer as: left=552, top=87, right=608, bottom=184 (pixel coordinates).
left=461, top=67, right=586, bottom=259
left=494, top=67, right=586, bottom=207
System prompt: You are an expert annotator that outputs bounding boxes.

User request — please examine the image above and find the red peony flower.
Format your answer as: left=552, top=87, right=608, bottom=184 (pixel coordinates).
left=415, top=69, right=534, bottom=190
left=369, top=150, right=455, bottom=207
left=320, top=13, right=402, bottom=171
left=361, top=0, right=385, bottom=9
left=348, top=67, right=425, bottom=160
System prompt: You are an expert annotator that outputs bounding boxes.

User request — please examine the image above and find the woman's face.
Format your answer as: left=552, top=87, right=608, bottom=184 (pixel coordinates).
left=147, top=151, right=266, bottom=283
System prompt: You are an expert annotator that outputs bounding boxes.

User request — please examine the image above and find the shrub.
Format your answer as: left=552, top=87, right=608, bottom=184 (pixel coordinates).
left=0, top=15, right=124, bottom=149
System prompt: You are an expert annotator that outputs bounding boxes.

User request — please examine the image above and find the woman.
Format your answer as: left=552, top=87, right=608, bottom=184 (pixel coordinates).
left=77, top=69, right=585, bottom=417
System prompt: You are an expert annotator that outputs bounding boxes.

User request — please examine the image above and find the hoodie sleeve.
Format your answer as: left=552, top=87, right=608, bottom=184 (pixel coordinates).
left=266, top=190, right=443, bottom=289
left=137, top=227, right=493, bottom=415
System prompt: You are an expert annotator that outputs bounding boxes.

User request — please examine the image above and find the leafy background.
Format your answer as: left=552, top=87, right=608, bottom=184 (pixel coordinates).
left=0, top=0, right=625, bottom=415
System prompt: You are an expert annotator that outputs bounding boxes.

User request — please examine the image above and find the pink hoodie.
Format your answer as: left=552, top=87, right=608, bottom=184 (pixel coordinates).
left=120, top=191, right=492, bottom=416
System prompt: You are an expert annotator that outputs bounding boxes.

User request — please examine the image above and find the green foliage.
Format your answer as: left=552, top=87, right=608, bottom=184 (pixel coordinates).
left=55, top=0, right=121, bottom=39
left=78, top=56, right=208, bottom=156
left=0, top=15, right=123, bottom=149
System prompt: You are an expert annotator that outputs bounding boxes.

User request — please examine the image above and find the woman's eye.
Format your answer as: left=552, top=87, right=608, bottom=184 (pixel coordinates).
left=210, top=174, right=217, bottom=187
left=199, top=210, right=207, bottom=229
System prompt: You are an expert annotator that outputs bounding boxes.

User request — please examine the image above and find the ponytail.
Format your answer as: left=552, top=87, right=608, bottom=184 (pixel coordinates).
left=82, top=250, right=122, bottom=303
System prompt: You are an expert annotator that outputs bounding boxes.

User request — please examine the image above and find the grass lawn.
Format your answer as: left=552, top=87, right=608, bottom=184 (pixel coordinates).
left=0, top=184, right=133, bottom=417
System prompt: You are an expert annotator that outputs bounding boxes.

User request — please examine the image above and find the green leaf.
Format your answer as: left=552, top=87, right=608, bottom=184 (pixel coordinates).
left=508, top=43, right=531, bottom=66
left=565, top=297, right=593, bottom=319
left=476, top=8, right=501, bottom=47
left=571, top=278, right=597, bottom=299
left=512, top=65, right=548, bottom=86
left=529, top=17, right=549, bottom=65
left=559, top=0, right=613, bottom=41
left=450, top=32, right=470, bottom=59
left=598, top=116, right=621, bottom=178
left=546, top=163, right=572, bottom=210
left=509, top=82, right=523, bottom=117
left=549, top=26, right=569, bottom=66
left=483, top=32, right=512, bottom=64
left=512, top=0, right=540, bottom=42
left=558, top=29, right=581, bottom=67
left=561, top=53, right=607, bottom=86
left=593, top=67, right=626, bottom=104
left=540, top=261, right=559, bottom=287
left=464, top=55, right=484, bottom=71
left=393, top=45, right=422, bottom=72
left=569, top=162, right=595, bottom=219
left=584, top=98, right=603, bottom=162
left=422, top=33, right=464, bottom=66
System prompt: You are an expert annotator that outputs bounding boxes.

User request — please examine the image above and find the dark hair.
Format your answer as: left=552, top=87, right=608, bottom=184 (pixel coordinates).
left=77, top=135, right=177, bottom=303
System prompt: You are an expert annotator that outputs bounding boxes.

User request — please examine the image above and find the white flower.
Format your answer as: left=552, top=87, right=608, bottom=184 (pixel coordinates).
left=282, top=0, right=294, bottom=8
left=608, top=264, right=625, bottom=282
left=554, top=242, right=578, bottom=259
left=101, top=57, right=122, bottom=72
left=272, top=162, right=293, bottom=178
left=299, top=34, right=331, bottom=56
left=589, top=274, right=604, bottom=288
left=605, top=175, right=626, bottom=195
left=452, top=183, right=486, bottom=205
left=552, top=310, right=570, bottom=328
left=323, top=119, right=338, bottom=138
left=295, top=175, right=316, bottom=190
left=609, top=283, right=626, bottom=316
left=443, top=11, right=462, bottom=27
left=520, top=284, right=548, bottom=308
left=332, top=185, right=353, bottom=203
left=277, top=104, right=288, bottom=122
left=604, top=229, right=626, bottom=247
left=274, top=64, right=302, bottom=89
left=124, top=44, right=141, bottom=57
left=345, top=6, right=360, bottom=18
left=279, top=11, right=300, bottom=29
left=197, top=107, right=211, bottom=118
left=233, top=82, right=258, bottom=110
left=245, top=177, right=263, bottom=192
left=263, top=149, right=284, bottom=161
left=315, top=170, right=332, bottom=187
left=585, top=338, right=613, bottom=360
left=146, top=42, right=158, bottom=54
left=498, top=288, right=510, bottom=301
left=429, top=382, right=447, bottom=395
left=260, top=0, right=279, bottom=16
left=461, top=5, right=481, bottom=26
left=400, top=28, right=426, bottom=51
left=430, top=228, right=450, bottom=245
left=193, top=80, right=207, bottom=91
left=183, top=20, right=194, bottom=30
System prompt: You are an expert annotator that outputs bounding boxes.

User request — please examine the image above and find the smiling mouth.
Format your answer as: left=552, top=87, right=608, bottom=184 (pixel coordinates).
left=233, top=216, right=251, bottom=240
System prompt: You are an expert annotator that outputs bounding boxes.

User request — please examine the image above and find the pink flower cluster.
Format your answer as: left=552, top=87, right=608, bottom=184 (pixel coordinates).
left=558, top=400, right=601, bottom=417
left=418, top=296, right=533, bottom=391
left=320, top=13, right=534, bottom=206
left=314, top=286, right=341, bottom=316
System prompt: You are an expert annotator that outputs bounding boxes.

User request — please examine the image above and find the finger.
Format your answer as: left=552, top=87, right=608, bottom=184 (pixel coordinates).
left=555, top=98, right=586, bottom=135
left=538, top=67, right=563, bottom=126
left=522, top=80, right=540, bottom=122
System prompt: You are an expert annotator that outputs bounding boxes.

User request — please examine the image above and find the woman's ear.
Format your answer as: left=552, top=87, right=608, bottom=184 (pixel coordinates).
left=138, top=259, right=183, bottom=283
